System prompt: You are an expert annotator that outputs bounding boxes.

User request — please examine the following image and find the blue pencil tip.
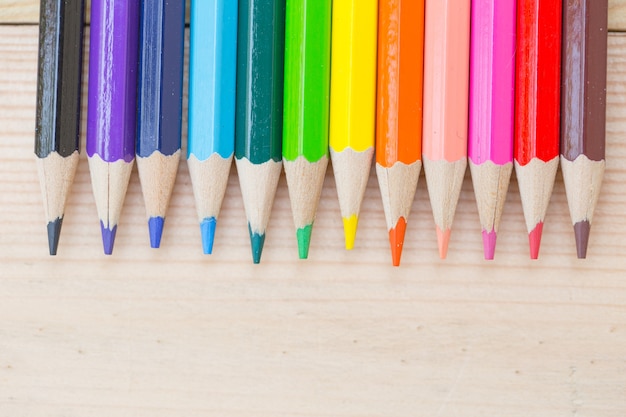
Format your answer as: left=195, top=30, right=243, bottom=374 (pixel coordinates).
left=148, top=217, right=165, bottom=248
left=100, top=222, right=117, bottom=255
left=248, top=224, right=265, bottom=264
left=200, top=217, right=217, bottom=255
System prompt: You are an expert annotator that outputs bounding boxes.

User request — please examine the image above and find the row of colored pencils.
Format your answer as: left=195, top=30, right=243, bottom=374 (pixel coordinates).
left=35, top=0, right=608, bottom=265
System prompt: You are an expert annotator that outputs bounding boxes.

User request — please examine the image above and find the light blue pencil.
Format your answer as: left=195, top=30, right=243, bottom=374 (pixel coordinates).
left=188, top=0, right=238, bottom=254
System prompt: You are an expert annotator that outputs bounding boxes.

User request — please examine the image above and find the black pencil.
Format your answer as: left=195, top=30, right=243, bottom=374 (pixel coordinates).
left=34, top=0, right=85, bottom=255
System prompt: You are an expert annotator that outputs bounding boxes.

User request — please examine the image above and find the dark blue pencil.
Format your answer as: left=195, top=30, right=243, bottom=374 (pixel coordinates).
left=136, top=0, right=186, bottom=248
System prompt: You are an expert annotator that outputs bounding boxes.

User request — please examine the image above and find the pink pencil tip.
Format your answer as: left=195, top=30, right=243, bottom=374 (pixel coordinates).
left=436, top=227, right=451, bottom=259
left=528, top=222, right=544, bottom=260
left=482, top=229, right=497, bottom=260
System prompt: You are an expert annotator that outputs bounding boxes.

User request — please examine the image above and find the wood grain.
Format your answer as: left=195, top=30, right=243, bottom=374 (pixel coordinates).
left=1, top=25, right=626, bottom=417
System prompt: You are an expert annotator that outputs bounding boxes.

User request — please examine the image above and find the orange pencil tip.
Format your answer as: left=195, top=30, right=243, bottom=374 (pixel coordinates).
left=436, top=227, right=451, bottom=259
left=389, top=218, right=407, bottom=267
left=528, top=222, right=544, bottom=260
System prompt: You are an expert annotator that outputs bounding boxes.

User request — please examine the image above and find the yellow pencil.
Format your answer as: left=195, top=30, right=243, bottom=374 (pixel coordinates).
left=329, top=0, right=378, bottom=250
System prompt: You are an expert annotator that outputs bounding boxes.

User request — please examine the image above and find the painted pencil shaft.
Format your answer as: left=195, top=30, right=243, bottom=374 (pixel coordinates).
left=561, top=0, right=608, bottom=258
left=136, top=0, right=185, bottom=248
left=87, top=0, right=140, bottom=255
left=375, top=0, right=424, bottom=266
left=514, top=0, right=562, bottom=259
left=188, top=0, right=237, bottom=255
left=35, top=0, right=85, bottom=255
left=329, top=0, right=378, bottom=250
left=235, top=0, right=285, bottom=263
left=422, top=0, right=470, bottom=259
left=283, top=0, right=331, bottom=259
left=468, top=0, right=515, bottom=260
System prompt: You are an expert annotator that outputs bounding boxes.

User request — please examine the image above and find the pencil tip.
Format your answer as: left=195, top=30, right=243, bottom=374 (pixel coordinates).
left=296, top=224, right=313, bottom=259
left=482, top=229, right=497, bottom=260
left=148, top=217, right=165, bottom=249
left=574, top=220, right=591, bottom=259
left=436, top=227, right=451, bottom=259
left=389, top=218, right=407, bottom=267
left=200, top=217, right=217, bottom=255
left=342, top=215, right=358, bottom=250
left=248, top=224, right=265, bottom=264
left=528, top=222, right=544, bottom=260
left=46, top=217, right=63, bottom=256
left=100, top=222, right=117, bottom=255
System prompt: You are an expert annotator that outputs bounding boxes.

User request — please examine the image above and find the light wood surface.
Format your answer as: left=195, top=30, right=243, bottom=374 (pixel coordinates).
left=1, top=5, right=626, bottom=416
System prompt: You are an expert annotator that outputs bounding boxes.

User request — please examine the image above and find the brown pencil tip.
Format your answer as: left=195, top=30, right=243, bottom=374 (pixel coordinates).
left=436, top=226, right=451, bottom=259
left=574, top=220, right=591, bottom=259
left=389, top=218, right=407, bottom=267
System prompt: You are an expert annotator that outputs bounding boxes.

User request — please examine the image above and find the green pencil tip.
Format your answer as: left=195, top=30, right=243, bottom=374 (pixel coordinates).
left=248, top=224, right=265, bottom=264
left=296, top=224, right=313, bottom=259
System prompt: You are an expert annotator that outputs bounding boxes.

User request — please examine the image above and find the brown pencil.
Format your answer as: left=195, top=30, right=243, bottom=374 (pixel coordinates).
left=560, top=0, right=608, bottom=258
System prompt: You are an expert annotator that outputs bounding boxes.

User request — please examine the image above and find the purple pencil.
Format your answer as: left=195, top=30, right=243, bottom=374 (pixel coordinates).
left=87, top=0, right=140, bottom=255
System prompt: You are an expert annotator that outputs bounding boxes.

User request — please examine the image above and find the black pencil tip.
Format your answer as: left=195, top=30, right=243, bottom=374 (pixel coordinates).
left=47, top=217, right=63, bottom=256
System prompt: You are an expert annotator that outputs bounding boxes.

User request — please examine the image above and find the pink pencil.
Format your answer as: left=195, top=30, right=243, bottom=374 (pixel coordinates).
left=422, top=0, right=471, bottom=259
left=468, top=0, right=516, bottom=260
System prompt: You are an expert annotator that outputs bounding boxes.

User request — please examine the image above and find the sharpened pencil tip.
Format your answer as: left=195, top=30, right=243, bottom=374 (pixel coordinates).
left=528, top=222, right=544, bottom=260
left=436, top=227, right=451, bottom=259
left=200, top=217, right=217, bottom=255
left=296, top=224, right=313, bottom=259
left=482, top=229, right=497, bottom=260
left=389, top=218, right=407, bottom=267
left=47, top=217, right=63, bottom=256
left=342, top=215, right=358, bottom=250
left=148, top=217, right=165, bottom=249
left=574, top=220, right=591, bottom=259
left=248, top=224, right=265, bottom=264
left=100, top=222, right=118, bottom=255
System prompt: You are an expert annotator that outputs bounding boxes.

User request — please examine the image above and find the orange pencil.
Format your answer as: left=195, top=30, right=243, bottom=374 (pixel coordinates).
left=375, top=0, right=424, bottom=266
left=422, top=0, right=470, bottom=258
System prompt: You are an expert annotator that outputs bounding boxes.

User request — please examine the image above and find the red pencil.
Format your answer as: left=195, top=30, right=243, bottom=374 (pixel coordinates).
left=514, top=0, right=562, bottom=259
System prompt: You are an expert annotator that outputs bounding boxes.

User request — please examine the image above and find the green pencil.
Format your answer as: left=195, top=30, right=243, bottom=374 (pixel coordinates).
left=282, top=0, right=331, bottom=259
left=235, top=0, right=286, bottom=264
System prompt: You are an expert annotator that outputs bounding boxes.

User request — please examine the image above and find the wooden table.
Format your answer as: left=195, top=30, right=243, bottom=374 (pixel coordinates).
left=1, top=2, right=625, bottom=415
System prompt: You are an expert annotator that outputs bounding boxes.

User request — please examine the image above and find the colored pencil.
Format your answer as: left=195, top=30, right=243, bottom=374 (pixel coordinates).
left=136, top=0, right=186, bottom=249
left=35, top=0, right=85, bottom=256
left=468, top=0, right=516, bottom=260
left=514, top=0, right=562, bottom=259
left=329, top=0, right=378, bottom=250
left=235, top=0, right=285, bottom=264
left=422, top=0, right=471, bottom=259
left=375, top=0, right=424, bottom=266
left=282, top=0, right=331, bottom=259
left=561, top=0, right=608, bottom=258
left=188, top=0, right=238, bottom=255
left=86, top=0, right=140, bottom=255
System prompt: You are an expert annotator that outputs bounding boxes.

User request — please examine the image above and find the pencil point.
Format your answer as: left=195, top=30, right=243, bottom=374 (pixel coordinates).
left=46, top=217, right=63, bottom=256
left=248, top=224, right=265, bottom=264
left=342, top=215, right=358, bottom=250
left=574, top=220, right=591, bottom=259
left=296, top=224, right=313, bottom=259
left=200, top=217, right=217, bottom=255
left=148, top=216, right=164, bottom=249
left=482, top=229, right=497, bottom=260
left=389, top=217, right=407, bottom=267
left=436, top=226, right=451, bottom=259
left=528, top=222, right=544, bottom=260
left=100, top=222, right=118, bottom=255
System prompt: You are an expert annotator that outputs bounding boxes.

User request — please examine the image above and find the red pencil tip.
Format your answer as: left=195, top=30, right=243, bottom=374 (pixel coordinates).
left=436, top=227, right=451, bottom=259
left=528, top=222, right=544, bottom=260
left=482, top=229, right=497, bottom=260
left=389, top=217, right=407, bottom=267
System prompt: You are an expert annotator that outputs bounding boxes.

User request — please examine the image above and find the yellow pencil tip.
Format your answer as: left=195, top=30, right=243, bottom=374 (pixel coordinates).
left=342, top=215, right=359, bottom=250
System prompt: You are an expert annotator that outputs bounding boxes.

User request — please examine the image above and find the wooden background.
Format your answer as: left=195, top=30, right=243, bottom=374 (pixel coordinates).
left=1, top=2, right=625, bottom=416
